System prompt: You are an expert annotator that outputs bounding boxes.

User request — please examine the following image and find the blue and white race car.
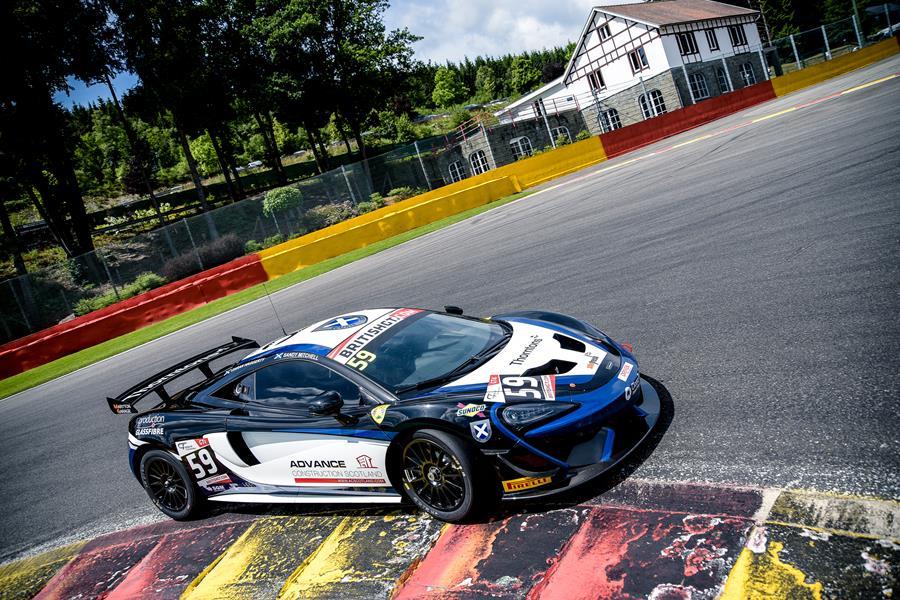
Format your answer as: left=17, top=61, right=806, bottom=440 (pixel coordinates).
left=109, top=307, right=660, bottom=522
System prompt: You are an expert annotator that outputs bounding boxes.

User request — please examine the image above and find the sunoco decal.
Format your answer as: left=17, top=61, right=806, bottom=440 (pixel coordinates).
left=328, top=308, right=422, bottom=363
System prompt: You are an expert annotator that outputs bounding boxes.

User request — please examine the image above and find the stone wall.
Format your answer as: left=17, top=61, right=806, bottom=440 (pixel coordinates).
left=670, top=51, right=768, bottom=105
left=579, top=70, right=685, bottom=135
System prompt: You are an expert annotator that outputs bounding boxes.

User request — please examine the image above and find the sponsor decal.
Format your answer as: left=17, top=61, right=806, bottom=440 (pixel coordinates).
left=585, top=350, right=607, bottom=371
left=483, top=375, right=556, bottom=403
left=470, top=419, right=492, bottom=443
left=199, top=473, right=232, bottom=487
left=274, top=351, right=319, bottom=361
left=509, top=335, right=543, bottom=366
left=197, top=438, right=210, bottom=448
left=502, top=476, right=552, bottom=493
left=618, top=362, right=634, bottom=382
left=111, top=403, right=134, bottom=414
left=456, top=403, right=487, bottom=417
left=356, top=455, right=376, bottom=468
left=315, top=315, right=369, bottom=331
left=176, top=440, right=199, bottom=454
left=370, top=404, right=388, bottom=425
left=624, top=371, right=640, bottom=401
left=328, top=308, right=422, bottom=363
left=290, top=457, right=387, bottom=484
left=226, top=357, right=265, bottom=374
left=291, top=459, right=346, bottom=468
left=135, top=414, right=165, bottom=436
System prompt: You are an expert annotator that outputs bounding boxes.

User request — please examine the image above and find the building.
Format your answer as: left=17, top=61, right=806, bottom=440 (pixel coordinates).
left=498, top=0, right=767, bottom=135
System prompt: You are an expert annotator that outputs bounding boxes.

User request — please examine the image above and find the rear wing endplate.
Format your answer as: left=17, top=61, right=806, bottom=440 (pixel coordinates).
left=107, top=336, right=259, bottom=414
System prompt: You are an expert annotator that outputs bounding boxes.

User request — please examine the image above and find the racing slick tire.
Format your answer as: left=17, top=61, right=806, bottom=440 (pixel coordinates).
left=399, top=429, right=496, bottom=523
left=139, top=449, right=205, bottom=520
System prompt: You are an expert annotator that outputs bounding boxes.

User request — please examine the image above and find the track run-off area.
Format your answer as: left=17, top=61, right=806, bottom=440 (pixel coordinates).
left=1, top=56, right=898, bottom=598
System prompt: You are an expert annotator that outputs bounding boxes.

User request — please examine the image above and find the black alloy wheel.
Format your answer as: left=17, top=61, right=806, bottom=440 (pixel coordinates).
left=400, top=429, right=494, bottom=522
left=139, top=449, right=203, bottom=520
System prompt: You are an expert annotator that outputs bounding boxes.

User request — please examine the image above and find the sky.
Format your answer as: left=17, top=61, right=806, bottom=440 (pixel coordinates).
left=55, top=0, right=597, bottom=108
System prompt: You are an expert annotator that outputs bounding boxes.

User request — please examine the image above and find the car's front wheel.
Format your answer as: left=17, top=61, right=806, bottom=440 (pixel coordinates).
left=139, top=449, right=204, bottom=520
left=399, top=429, right=494, bottom=522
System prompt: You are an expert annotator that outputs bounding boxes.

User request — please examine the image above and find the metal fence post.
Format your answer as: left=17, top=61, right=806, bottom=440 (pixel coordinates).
left=821, top=25, right=831, bottom=59
left=720, top=57, right=734, bottom=91
left=539, top=100, right=557, bottom=148
left=681, top=64, right=696, bottom=104
left=7, top=279, right=32, bottom=331
left=757, top=46, right=770, bottom=80
left=184, top=218, right=204, bottom=270
left=98, top=252, right=121, bottom=301
left=340, top=164, right=357, bottom=203
left=851, top=14, right=863, bottom=48
left=414, top=141, right=432, bottom=190
left=886, top=4, right=893, bottom=34
left=789, top=34, right=802, bottom=70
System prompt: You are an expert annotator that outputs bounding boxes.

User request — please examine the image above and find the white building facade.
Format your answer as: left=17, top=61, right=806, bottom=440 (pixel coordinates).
left=497, top=0, right=768, bottom=134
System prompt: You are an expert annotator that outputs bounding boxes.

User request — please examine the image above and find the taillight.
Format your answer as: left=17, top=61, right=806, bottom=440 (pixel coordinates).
left=621, top=343, right=633, bottom=353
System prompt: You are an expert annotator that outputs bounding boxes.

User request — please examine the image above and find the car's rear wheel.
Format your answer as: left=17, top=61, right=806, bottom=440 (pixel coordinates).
left=400, top=429, right=494, bottom=522
left=140, top=449, right=204, bottom=520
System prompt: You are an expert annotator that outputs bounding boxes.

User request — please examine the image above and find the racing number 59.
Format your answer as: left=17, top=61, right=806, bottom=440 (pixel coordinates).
left=502, top=376, right=543, bottom=399
left=347, top=350, right=376, bottom=371
left=185, top=448, right=218, bottom=479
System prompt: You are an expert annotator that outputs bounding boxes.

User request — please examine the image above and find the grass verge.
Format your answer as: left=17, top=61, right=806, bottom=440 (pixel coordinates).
left=0, top=190, right=534, bottom=400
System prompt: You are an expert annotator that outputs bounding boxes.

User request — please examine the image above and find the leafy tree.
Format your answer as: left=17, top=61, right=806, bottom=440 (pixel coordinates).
left=432, top=67, right=468, bottom=107
left=474, top=66, right=498, bottom=103
left=542, top=61, right=564, bottom=83
left=510, top=56, right=542, bottom=95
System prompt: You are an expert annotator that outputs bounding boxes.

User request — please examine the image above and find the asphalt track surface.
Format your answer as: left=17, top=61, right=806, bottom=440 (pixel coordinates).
left=2, top=57, right=898, bottom=561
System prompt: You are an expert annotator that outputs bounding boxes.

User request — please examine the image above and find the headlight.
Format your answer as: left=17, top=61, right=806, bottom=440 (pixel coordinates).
left=501, top=402, right=577, bottom=429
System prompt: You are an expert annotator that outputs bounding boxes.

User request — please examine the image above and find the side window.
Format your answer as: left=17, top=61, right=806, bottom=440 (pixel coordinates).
left=253, top=361, right=361, bottom=409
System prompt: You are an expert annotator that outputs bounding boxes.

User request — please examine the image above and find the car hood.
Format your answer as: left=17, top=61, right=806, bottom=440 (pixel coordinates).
left=431, top=317, right=635, bottom=402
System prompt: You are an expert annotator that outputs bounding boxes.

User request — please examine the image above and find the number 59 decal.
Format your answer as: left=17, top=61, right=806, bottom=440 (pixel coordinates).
left=346, top=350, right=376, bottom=371
left=185, top=448, right=218, bottom=480
left=485, top=374, right=556, bottom=402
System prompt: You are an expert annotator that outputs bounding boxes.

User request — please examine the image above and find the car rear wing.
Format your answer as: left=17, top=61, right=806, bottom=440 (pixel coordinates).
left=107, top=336, right=259, bottom=414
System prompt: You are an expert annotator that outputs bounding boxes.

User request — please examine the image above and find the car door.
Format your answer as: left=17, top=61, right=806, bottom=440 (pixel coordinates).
left=217, top=359, right=394, bottom=495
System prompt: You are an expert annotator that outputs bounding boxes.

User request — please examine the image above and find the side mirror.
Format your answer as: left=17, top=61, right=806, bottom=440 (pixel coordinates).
left=309, top=391, right=343, bottom=415
left=444, top=305, right=464, bottom=315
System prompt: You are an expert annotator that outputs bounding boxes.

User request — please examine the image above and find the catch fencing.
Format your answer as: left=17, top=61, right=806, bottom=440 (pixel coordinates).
left=1, top=13, right=895, bottom=345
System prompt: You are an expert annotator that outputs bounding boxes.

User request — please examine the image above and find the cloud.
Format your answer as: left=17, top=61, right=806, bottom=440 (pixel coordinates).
left=384, top=0, right=597, bottom=63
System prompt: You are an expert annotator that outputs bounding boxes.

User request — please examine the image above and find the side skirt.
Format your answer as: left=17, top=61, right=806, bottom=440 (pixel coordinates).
left=207, top=492, right=403, bottom=504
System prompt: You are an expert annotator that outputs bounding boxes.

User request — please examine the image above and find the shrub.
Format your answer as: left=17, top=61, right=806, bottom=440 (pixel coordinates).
left=160, top=234, right=245, bottom=281
left=73, top=272, right=166, bottom=316
left=356, top=201, right=378, bottom=214
left=244, top=239, right=263, bottom=253
left=369, top=192, right=385, bottom=206
left=575, top=130, right=592, bottom=141
left=263, top=234, right=285, bottom=248
left=388, top=186, right=426, bottom=201
left=263, top=186, right=303, bottom=216
left=304, top=203, right=357, bottom=231
left=556, top=133, right=571, bottom=147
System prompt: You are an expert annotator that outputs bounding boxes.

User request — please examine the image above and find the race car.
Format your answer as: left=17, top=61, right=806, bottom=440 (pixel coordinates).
left=109, top=307, right=660, bottom=522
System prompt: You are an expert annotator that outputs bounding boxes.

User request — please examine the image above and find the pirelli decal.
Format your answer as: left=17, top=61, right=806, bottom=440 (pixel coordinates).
left=502, top=476, right=553, bottom=493
left=328, top=308, right=422, bottom=363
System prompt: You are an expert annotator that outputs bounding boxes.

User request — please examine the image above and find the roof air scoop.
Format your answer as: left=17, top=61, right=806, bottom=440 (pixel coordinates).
left=522, top=359, right=577, bottom=376
left=553, top=333, right=585, bottom=352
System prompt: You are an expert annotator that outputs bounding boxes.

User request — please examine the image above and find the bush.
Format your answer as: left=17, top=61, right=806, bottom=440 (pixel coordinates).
left=556, top=133, right=571, bottom=147
left=161, top=234, right=245, bottom=281
left=73, top=272, right=166, bottom=316
left=576, top=130, right=592, bottom=141
left=356, top=201, right=379, bottom=214
left=388, top=186, right=426, bottom=201
left=369, top=192, right=385, bottom=206
left=449, top=105, right=472, bottom=128
left=244, top=239, right=263, bottom=253
left=263, top=186, right=303, bottom=216
left=304, top=203, right=357, bottom=231
left=263, top=234, right=285, bottom=248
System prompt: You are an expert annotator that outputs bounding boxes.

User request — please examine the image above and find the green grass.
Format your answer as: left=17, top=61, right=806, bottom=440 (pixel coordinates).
left=0, top=190, right=534, bottom=400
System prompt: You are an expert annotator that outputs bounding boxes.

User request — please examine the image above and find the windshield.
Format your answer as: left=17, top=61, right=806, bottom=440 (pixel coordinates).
left=352, top=312, right=508, bottom=392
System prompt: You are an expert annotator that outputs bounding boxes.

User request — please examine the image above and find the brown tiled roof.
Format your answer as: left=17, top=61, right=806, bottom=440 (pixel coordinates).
left=596, top=0, right=758, bottom=27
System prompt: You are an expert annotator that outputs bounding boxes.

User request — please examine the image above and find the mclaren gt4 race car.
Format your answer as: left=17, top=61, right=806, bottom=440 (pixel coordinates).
left=110, top=308, right=660, bottom=522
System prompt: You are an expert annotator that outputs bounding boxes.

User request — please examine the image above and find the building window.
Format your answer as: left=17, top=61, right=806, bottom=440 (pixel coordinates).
left=688, top=73, right=710, bottom=100
left=551, top=126, right=571, bottom=142
left=598, top=23, right=611, bottom=41
left=728, top=24, right=748, bottom=48
left=638, top=90, right=667, bottom=119
left=628, top=46, right=649, bottom=73
left=598, top=108, right=622, bottom=132
left=717, top=67, right=730, bottom=92
left=447, top=160, right=465, bottom=183
left=705, top=29, right=720, bottom=51
left=469, top=150, right=489, bottom=174
left=588, top=68, right=606, bottom=91
left=509, top=136, right=533, bottom=160
left=739, top=62, right=756, bottom=86
left=676, top=32, right=699, bottom=56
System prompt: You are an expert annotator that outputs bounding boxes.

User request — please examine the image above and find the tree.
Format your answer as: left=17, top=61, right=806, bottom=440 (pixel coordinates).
left=510, top=57, right=542, bottom=95
left=474, top=65, right=498, bottom=103
left=542, top=61, right=564, bottom=83
left=432, top=67, right=468, bottom=107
